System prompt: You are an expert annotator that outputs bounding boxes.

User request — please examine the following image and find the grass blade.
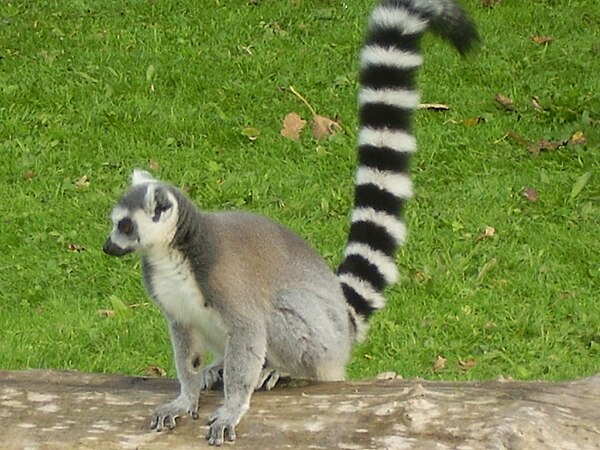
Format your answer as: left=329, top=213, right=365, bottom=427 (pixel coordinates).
left=570, top=172, right=592, bottom=199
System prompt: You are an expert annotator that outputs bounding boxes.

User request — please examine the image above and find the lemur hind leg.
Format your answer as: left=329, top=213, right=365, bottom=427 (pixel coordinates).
left=266, top=288, right=351, bottom=381
left=201, top=358, right=281, bottom=391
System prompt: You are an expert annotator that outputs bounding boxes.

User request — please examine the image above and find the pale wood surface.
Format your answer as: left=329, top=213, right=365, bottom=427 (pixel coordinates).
left=1, top=370, right=599, bottom=449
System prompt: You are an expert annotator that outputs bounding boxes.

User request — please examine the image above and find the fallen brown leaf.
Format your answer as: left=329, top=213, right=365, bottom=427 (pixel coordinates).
left=476, top=226, right=496, bottom=242
left=495, top=93, right=515, bottom=111
left=462, top=116, right=485, bottom=127
left=311, top=114, right=341, bottom=140
left=97, top=309, right=115, bottom=318
left=414, top=271, right=431, bottom=283
left=433, top=355, right=447, bottom=372
left=530, top=35, right=554, bottom=45
left=67, top=243, right=85, bottom=252
left=506, top=131, right=571, bottom=155
left=149, top=159, right=160, bottom=170
left=570, top=131, right=587, bottom=146
left=522, top=187, right=538, bottom=202
left=23, top=170, right=34, bottom=181
left=531, top=96, right=544, bottom=111
left=507, top=130, right=532, bottom=147
left=529, top=139, right=569, bottom=155
left=146, top=366, right=167, bottom=377
left=280, top=112, right=306, bottom=141
left=75, top=175, right=90, bottom=188
left=459, top=359, right=477, bottom=370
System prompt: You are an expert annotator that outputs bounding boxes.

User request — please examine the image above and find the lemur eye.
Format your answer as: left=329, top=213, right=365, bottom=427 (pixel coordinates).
left=118, top=218, right=134, bottom=235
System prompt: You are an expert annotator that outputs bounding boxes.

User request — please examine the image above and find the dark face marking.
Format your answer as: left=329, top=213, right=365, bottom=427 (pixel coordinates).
left=152, top=188, right=172, bottom=222
left=118, top=218, right=135, bottom=235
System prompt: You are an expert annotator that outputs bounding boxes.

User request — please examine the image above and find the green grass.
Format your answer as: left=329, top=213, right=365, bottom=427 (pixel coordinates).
left=1, top=0, right=598, bottom=382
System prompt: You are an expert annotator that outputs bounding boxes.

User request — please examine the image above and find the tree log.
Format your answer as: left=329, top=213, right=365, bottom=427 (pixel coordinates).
left=1, top=370, right=599, bottom=449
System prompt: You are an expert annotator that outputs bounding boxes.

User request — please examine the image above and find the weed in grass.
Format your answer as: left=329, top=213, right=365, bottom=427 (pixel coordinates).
left=0, top=0, right=598, bottom=381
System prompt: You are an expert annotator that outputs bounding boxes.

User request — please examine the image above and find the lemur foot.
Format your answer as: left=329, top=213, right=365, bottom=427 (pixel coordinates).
left=150, top=394, right=199, bottom=432
left=256, top=367, right=280, bottom=391
left=200, top=361, right=224, bottom=391
left=206, top=405, right=241, bottom=446
left=201, top=360, right=281, bottom=391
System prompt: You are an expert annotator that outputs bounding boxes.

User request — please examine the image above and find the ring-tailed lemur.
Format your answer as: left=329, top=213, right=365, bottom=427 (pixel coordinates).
left=104, top=0, right=477, bottom=446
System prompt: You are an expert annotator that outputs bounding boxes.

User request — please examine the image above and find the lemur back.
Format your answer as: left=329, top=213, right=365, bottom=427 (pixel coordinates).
left=104, top=0, right=478, bottom=446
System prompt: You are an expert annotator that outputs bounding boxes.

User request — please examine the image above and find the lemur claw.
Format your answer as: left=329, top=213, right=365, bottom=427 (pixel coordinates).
left=206, top=406, right=238, bottom=446
left=150, top=395, right=198, bottom=432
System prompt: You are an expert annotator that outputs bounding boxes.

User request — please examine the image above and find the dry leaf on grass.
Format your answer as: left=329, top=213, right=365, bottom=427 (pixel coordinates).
left=459, top=359, right=477, bottom=370
left=146, top=366, right=167, bottom=377
left=311, top=114, right=341, bottom=140
left=23, top=170, right=34, bottom=181
left=506, top=130, right=530, bottom=146
left=570, top=131, right=587, bottom=146
left=97, top=309, right=115, bottom=318
left=463, top=116, right=485, bottom=127
left=531, top=96, right=544, bottom=111
left=287, top=86, right=341, bottom=140
left=476, top=226, right=496, bottom=242
left=149, top=159, right=160, bottom=170
left=507, top=131, right=570, bottom=155
left=433, top=355, right=447, bottom=372
left=495, top=93, right=515, bottom=111
left=530, top=139, right=569, bottom=155
left=522, top=187, right=539, bottom=202
left=75, top=175, right=90, bottom=188
left=414, top=271, right=431, bottom=283
left=419, top=103, right=450, bottom=111
left=67, top=243, right=85, bottom=252
left=530, top=35, right=554, bottom=45
left=280, top=112, right=306, bottom=141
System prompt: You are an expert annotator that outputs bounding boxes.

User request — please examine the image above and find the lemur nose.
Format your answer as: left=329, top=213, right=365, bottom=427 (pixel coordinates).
left=103, top=238, right=129, bottom=256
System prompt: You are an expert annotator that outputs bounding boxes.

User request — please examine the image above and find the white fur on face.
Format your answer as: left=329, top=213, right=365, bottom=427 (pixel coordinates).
left=108, top=188, right=179, bottom=253
left=135, top=187, right=179, bottom=251
left=133, top=206, right=178, bottom=250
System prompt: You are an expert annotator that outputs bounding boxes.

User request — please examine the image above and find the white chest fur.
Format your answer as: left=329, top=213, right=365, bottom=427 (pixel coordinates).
left=144, top=249, right=227, bottom=354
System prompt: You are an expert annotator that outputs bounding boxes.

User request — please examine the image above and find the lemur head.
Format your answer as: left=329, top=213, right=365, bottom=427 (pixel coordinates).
left=103, top=169, right=179, bottom=257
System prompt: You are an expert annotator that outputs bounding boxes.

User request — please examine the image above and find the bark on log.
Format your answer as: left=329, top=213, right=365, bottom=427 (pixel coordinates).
left=1, top=370, right=599, bottom=449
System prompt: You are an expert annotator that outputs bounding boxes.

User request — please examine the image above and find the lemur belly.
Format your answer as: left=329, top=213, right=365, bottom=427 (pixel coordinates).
left=146, top=250, right=228, bottom=355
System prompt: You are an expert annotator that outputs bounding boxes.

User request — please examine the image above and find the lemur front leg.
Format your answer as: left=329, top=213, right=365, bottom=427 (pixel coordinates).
left=206, top=324, right=266, bottom=446
left=151, top=321, right=203, bottom=431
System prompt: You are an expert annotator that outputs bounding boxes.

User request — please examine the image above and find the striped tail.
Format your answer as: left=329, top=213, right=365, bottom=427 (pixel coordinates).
left=337, top=0, right=478, bottom=340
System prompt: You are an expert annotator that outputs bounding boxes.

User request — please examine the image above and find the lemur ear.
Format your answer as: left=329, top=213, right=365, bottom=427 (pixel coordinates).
left=131, top=169, right=156, bottom=186
left=144, top=185, right=173, bottom=222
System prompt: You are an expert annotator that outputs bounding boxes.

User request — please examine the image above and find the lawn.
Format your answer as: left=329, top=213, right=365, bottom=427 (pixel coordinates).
left=0, top=0, right=598, bottom=382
